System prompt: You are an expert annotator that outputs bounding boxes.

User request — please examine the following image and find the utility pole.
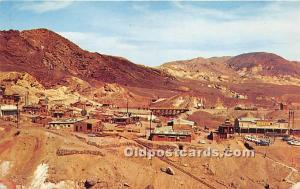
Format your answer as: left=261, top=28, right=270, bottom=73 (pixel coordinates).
left=292, top=110, right=295, bottom=130
left=149, top=111, right=152, bottom=134
left=126, top=98, right=129, bottom=115
left=288, top=109, right=295, bottom=135
left=16, top=102, right=19, bottom=129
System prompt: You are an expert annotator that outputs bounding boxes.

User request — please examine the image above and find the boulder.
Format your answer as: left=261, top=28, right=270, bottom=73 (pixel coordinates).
left=84, top=178, right=96, bottom=188
left=161, top=167, right=175, bottom=175
left=165, top=167, right=175, bottom=175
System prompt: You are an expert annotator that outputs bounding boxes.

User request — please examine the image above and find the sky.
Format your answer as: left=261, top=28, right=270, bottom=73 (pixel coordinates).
left=1, top=1, right=300, bottom=66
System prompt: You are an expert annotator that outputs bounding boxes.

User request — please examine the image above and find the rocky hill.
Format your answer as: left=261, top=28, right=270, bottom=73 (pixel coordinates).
left=160, top=52, right=300, bottom=85
left=227, top=52, right=300, bottom=76
left=0, top=29, right=176, bottom=89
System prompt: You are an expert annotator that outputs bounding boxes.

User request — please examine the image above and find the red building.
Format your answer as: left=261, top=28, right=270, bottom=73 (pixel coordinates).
left=74, top=119, right=103, bottom=134
left=30, top=115, right=52, bottom=125
left=149, top=126, right=192, bottom=142
left=218, top=119, right=235, bottom=139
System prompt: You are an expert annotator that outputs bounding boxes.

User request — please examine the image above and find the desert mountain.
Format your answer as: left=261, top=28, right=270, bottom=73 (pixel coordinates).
left=0, top=29, right=175, bottom=89
left=160, top=56, right=233, bottom=82
left=227, top=52, right=300, bottom=76
left=161, top=52, right=300, bottom=84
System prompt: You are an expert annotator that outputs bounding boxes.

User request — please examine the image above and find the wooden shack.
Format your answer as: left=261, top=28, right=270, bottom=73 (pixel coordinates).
left=74, top=119, right=103, bottom=134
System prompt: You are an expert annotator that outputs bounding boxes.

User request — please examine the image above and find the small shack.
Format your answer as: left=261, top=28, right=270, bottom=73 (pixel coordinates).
left=74, top=119, right=103, bottom=134
left=48, top=118, right=82, bottom=130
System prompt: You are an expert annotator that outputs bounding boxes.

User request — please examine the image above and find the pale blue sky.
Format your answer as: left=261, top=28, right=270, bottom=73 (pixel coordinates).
left=1, top=1, right=300, bottom=66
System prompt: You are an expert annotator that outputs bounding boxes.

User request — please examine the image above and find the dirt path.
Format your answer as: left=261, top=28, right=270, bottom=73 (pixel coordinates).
left=256, top=151, right=299, bottom=185
left=132, top=139, right=227, bottom=189
left=0, top=140, right=13, bottom=155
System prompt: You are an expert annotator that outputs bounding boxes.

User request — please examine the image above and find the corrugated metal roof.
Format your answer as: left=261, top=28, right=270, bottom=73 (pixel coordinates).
left=0, top=105, right=17, bottom=111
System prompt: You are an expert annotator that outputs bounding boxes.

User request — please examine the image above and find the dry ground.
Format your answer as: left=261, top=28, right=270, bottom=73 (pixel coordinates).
left=0, top=119, right=299, bottom=189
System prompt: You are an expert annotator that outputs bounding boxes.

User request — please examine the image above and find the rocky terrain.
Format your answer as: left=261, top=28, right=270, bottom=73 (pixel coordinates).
left=1, top=28, right=300, bottom=189
left=161, top=52, right=300, bottom=85
left=1, top=29, right=300, bottom=109
left=0, top=29, right=176, bottom=89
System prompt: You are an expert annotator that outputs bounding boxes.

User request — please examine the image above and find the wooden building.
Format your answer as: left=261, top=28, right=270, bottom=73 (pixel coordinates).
left=218, top=119, right=235, bottom=139
left=48, top=118, right=82, bottom=130
left=235, top=117, right=289, bottom=135
left=30, top=115, right=52, bottom=125
left=74, top=119, right=103, bottom=134
left=149, top=126, right=192, bottom=142
left=0, top=94, right=21, bottom=105
left=50, top=105, right=73, bottom=118
left=23, top=99, right=48, bottom=115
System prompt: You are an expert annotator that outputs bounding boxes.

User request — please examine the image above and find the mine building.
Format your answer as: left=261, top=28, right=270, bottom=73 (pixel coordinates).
left=234, top=117, right=289, bottom=135
left=23, top=99, right=48, bottom=115
left=48, top=118, right=83, bottom=130
left=218, top=119, right=235, bottom=139
left=149, top=126, right=192, bottom=142
left=74, top=119, right=103, bottom=134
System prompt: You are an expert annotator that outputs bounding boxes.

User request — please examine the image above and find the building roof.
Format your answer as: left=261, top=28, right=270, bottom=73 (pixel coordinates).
left=23, top=104, right=40, bottom=108
left=49, top=118, right=84, bottom=124
left=152, top=126, right=191, bottom=136
left=0, top=105, right=17, bottom=111
left=238, top=117, right=261, bottom=122
left=239, top=121, right=288, bottom=129
left=168, top=118, right=195, bottom=127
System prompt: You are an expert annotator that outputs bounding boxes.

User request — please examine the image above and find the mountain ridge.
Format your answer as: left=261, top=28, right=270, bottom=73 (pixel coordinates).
left=0, top=28, right=176, bottom=89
